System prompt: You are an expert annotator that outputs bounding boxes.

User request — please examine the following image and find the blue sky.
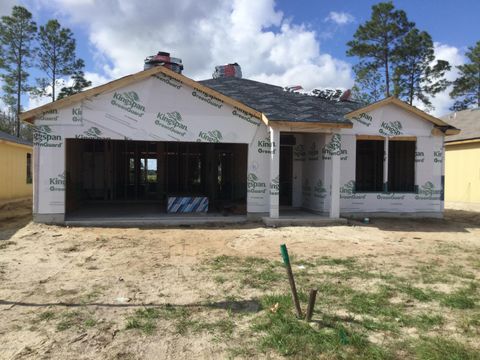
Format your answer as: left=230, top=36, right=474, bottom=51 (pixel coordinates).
left=276, top=0, right=480, bottom=62
left=1, top=0, right=479, bottom=116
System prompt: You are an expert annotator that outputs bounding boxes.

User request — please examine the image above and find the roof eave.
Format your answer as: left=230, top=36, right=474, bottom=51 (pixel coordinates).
left=268, top=119, right=353, bottom=129
left=345, top=96, right=451, bottom=128
left=20, top=66, right=264, bottom=124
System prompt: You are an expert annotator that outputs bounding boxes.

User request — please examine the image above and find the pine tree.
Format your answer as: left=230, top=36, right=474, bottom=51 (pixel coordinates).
left=57, top=69, right=92, bottom=100
left=393, top=29, right=450, bottom=110
left=0, top=6, right=37, bottom=137
left=450, top=41, right=480, bottom=110
left=347, top=2, right=414, bottom=98
left=351, top=62, right=386, bottom=104
left=35, top=19, right=84, bottom=101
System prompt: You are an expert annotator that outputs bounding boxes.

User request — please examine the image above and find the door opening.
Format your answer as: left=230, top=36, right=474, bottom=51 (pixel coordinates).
left=280, top=145, right=293, bottom=206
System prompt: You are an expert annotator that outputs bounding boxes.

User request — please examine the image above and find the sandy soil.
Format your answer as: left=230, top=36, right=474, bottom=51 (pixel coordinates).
left=0, top=201, right=479, bottom=359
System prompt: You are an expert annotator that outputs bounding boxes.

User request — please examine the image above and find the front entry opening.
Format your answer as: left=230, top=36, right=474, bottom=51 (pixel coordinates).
left=65, top=139, right=247, bottom=217
left=280, top=135, right=294, bottom=206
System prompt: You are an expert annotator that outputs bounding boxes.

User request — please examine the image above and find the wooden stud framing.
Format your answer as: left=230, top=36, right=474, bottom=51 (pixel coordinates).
left=356, top=135, right=384, bottom=141
left=390, top=136, right=417, bottom=141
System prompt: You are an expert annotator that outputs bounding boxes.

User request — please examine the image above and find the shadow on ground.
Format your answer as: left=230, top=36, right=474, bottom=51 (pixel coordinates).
left=0, top=298, right=262, bottom=314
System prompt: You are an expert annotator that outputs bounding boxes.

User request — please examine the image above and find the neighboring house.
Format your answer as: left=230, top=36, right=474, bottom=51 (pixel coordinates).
left=0, top=130, right=33, bottom=201
left=441, top=108, right=480, bottom=204
left=19, top=66, right=458, bottom=225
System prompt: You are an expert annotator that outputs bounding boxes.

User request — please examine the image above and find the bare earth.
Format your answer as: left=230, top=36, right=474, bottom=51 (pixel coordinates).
left=0, top=200, right=479, bottom=359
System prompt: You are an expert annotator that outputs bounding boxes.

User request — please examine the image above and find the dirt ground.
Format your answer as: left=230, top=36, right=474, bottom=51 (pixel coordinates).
left=0, top=200, right=479, bottom=359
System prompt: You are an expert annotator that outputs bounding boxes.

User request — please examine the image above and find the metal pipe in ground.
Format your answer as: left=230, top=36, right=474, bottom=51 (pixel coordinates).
left=280, top=244, right=303, bottom=318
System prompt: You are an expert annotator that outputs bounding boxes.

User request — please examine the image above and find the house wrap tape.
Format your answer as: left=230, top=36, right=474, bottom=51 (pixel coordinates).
left=33, top=73, right=444, bottom=217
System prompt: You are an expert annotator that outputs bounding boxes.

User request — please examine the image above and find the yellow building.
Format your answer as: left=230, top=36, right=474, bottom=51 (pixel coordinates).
left=442, top=109, right=480, bottom=204
left=0, top=130, right=33, bottom=201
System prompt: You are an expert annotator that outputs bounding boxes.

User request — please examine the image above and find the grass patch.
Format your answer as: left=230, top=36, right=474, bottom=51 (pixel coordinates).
left=125, top=308, right=160, bottom=335
left=55, top=310, right=96, bottom=331
left=441, top=283, right=477, bottom=309
left=401, top=313, right=444, bottom=331
left=252, top=294, right=392, bottom=359
left=38, top=310, right=55, bottom=321
left=315, top=256, right=357, bottom=268
left=395, top=283, right=436, bottom=302
left=413, top=336, right=480, bottom=360
left=205, top=256, right=283, bottom=289
left=347, top=287, right=401, bottom=318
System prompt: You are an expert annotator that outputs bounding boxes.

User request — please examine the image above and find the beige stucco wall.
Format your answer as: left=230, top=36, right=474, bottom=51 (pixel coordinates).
left=0, top=141, right=33, bottom=200
left=445, top=141, right=480, bottom=203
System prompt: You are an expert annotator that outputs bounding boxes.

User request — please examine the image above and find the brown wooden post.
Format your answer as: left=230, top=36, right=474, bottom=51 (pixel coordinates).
left=305, top=289, right=318, bottom=322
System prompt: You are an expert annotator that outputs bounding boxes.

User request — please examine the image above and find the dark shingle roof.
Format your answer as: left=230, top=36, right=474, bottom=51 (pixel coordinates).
left=0, top=130, right=32, bottom=147
left=441, top=108, right=480, bottom=142
left=198, top=77, right=362, bottom=125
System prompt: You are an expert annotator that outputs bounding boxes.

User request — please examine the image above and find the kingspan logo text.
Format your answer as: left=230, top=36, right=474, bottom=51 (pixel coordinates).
left=232, top=108, right=260, bottom=126
left=198, top=130, right=223, bottom=143
left=111, top=91, right=146, bottom=117
left=247, top=173, right=266, bottom=194
left=322, top=134, right=347, bottom=160
left=155, top=111, right=188, bottom=136
left=49, top=172, right=65, bottom=192
left=33, top=126, right=62, bottom=148
left=340, top=180, right=366, bottom=200
left=415, top=181, right=442, bottom=200
left=379, top=121, right=403, bottom=136
left=270, top=176, right=280, bottom=195
left=75, top=127, right=110, bottom=139
left=314, top=180, right=326, bottom=198
left=257, top=137, right=276, bottom=154
left=39, top=109, right=59, bottom=121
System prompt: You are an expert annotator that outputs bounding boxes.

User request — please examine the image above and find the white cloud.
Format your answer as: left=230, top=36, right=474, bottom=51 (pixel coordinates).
left=29, top=0, right=354, bottom=92
left=0, top=0, right=18, bottom=16
left=325, top=11, right=355, bottom=25
left=418, top=43, right=466, bottom=117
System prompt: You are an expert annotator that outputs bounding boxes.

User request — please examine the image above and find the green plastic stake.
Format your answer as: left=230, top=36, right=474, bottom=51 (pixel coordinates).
left=280, top=244, right=290, bottom=265
left=280, top=244, right=303, bottom=318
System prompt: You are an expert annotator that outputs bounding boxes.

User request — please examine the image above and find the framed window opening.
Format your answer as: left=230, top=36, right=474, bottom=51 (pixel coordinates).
left=388, top=139, right=415, bottom=192
left=355, top=139, right=384, bottom=192
left=355, top=136, right=417, bottom=194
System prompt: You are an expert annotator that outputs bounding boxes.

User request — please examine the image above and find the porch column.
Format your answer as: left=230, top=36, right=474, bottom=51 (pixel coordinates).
left=269, top=126, right=280, bottom=218
left=383, top=137, right=389, bottom=192
left=329, top=134, right=341, bottom=219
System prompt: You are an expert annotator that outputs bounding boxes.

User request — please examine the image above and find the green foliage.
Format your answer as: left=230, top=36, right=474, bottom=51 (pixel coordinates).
left=57, top=70, right=92, bottom=100
left=351, top=63, right=386, bottom=104
left=0, top=6, right=37, bottom=137
left=35, top=19, right=84, bottom=101
left=347, top=1, right=414, bottom=97
left=450, top=40, right=480, bottom=110
left=393, top=29, right=450, bottom=109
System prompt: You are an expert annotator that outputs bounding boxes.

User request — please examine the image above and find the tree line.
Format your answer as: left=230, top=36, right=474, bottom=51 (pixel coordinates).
left=0, top=6, right=91, bottom=139
left=347, top=1, right=480, bottom=113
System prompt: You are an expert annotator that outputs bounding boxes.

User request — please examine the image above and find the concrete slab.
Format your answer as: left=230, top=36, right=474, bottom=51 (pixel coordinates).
left=65, top=215, right=248, bottom=228
left=262, top=216, right=347, bottom=227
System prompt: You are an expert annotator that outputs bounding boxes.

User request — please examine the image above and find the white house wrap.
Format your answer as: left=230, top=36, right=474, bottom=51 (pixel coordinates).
left=20, top=66, right=459, bottom=224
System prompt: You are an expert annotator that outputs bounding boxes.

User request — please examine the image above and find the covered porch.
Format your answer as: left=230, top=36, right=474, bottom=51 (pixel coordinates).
left=265, top=126, right=343, bottom=222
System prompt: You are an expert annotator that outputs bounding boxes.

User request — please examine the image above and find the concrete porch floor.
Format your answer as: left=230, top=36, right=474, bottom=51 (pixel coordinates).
left=262, top=209, right=347, bottom=227
left=65, top=202, right=248, bottom=227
